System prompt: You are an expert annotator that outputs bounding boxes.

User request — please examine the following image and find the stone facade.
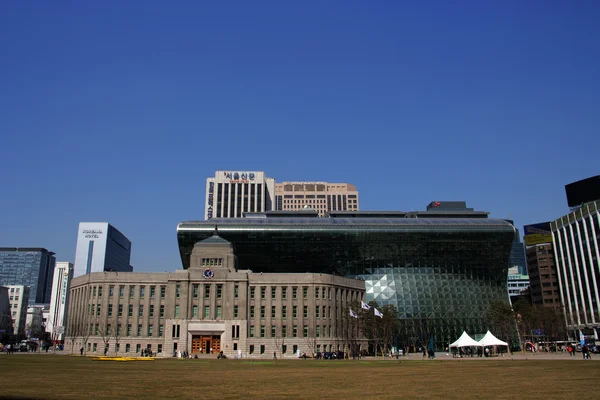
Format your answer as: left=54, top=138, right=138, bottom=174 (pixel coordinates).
left=67, top=235, right=365, bottom=357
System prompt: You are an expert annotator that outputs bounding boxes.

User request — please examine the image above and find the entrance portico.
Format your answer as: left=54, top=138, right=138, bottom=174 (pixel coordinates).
left=187, top=322, right=225, bottom=354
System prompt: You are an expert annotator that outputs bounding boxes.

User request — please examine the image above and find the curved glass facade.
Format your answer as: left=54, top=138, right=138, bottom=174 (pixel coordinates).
left=177, top=217, right=515, bottom=348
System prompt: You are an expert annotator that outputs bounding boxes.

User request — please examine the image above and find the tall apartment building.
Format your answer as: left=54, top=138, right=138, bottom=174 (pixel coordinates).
left=275, top=182, right=359, bottom=217
left=74, top=223, right=133, bottom=277
left=0, top=248, right=56, bottom=305
left=6, top=285, right=30, bottom=337
left=551, top=199, right=600, bottom=337
left=47, top=262, right=73, bottom=342
left=205, top=171, right=275, bottom=219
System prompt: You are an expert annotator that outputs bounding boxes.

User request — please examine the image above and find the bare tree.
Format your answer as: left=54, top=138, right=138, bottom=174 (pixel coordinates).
left=303, top=335, right=318, bottom=357
left=111, top=323, right=123, bottom=356
left=97, top=316, right=111, bottom=356
left=273, top=334, right=286, bottom=360
left=65, top=314, right=84, bottom=355
left=81, top=319, right=92, bottom=355
left=343, top=300, right=363, bottom=359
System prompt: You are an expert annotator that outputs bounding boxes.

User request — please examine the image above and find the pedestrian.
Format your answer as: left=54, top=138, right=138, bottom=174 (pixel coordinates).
left=80, top=347, right=84, bottom=356
left=273, top=351, right=277, bottom=360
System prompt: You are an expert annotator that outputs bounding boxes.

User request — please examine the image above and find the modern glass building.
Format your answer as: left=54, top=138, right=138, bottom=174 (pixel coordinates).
left=177, top=205, right=516, bottom=348
left=508, top=225, right=527, bottom=275
left=0, top=248, right=56, bottom=305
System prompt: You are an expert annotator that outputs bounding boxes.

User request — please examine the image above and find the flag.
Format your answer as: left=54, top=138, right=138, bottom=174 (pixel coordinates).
left=349, top=309, right=358, bottom=318
left=374, top=308, right=383, bottom=318
left=361, top=301, right=370, bottom=310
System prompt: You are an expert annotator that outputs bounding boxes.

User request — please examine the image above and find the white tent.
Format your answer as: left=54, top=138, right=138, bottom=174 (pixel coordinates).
left=478, top=331, right=508, bottom=347
left=449, top=331, right=483, bottom=348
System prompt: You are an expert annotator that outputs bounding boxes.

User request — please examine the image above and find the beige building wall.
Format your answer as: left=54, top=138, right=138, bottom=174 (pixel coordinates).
left=66, top=235, right=365, bottom=358
left=7, top=285, right=29, bottom=337
left=275, top=182, right=359, bottom=217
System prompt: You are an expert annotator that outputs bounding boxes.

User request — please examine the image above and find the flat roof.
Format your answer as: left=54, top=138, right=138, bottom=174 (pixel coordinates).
left=178, top=217, right=514, bottom=229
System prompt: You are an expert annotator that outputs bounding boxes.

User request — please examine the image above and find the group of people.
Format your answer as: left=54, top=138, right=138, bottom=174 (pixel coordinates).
left=2, top=344, right=16, bottom=354
left=421, top=348, right=436, bottom=360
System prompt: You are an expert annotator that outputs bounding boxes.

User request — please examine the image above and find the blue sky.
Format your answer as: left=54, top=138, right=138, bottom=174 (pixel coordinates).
left=1, top=1, right=598, bottom=272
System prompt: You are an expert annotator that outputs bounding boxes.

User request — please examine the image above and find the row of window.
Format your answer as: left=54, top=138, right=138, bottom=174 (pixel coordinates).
left=90, top=323, right=165, bottom=338
left=249, top=305, right=332, bottom=319
left=249, top=286, right=332, bottom=300
left=87, top=342, right=162, bottom=354
left=85, top=284, right=358, bottom=302
left=201, top=258, right=223, bottom=266
left=248, top=324, right=334, bottom=338
left=88, top=303, right=225, bottom=320
left=91, top=285, right=167, bottom=299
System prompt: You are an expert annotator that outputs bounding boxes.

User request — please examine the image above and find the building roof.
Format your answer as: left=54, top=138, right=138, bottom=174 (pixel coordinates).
left=0, top=248, right=53, bottom=254
left=194, top=232, right=232, bottom=246
left=179, top=217, right=514, bottom=231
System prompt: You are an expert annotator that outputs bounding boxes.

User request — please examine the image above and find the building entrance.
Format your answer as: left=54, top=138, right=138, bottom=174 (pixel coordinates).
left=191, top=335, right=221, bottom=354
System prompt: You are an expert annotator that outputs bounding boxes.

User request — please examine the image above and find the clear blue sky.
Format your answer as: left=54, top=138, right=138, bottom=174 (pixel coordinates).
left=1, top=1, right=598, bottom=272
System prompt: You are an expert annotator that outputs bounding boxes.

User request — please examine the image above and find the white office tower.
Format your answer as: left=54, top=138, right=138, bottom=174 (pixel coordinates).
left=204, top=171, right=275, bottom=219
left=47, top=262, right=73, bottom=342
left=73, top=222, right=133, bottom=277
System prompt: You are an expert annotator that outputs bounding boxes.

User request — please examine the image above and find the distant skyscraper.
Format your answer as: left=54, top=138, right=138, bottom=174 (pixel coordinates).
left=275, top=182, right=359, bottom=217
left=73, top=223, right=133, bottom=277
left=47, top=262, right=73, bottom=342
left=204, top=171, right=275, bottom=219
left=508, top=225, right=527, bottom=275
left=0, top=248, right=56, bottom=305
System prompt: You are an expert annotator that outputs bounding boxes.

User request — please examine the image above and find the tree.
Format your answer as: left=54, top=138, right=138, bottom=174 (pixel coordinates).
left=111, top=323, right=123, bottom=356
left=274, top=334, right=286, bottom=360
left=485, top=300, right=516, bottom=348
left=81, top=320, right=92, bottom=355
left=97, top=316, right=111, bottom=356
left=303, top=334, right=317, bottom=357
left=357, top=301, right=399, bottom=357
left=343, top=300, right=364, bottom=359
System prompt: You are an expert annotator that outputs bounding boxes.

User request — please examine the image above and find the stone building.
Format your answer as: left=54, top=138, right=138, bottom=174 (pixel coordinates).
left=67, top=234, right=365, bottom=357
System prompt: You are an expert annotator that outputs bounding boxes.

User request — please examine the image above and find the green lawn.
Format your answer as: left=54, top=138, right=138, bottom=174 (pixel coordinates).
left=0, top=355, right=597, bottom=400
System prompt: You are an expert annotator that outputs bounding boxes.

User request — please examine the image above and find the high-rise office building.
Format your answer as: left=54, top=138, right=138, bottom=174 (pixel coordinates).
left=275, top=182, right=359, bottom=217
left=551, top=199, right=600, bottom=337
left=73, top=223, right=133, bottom=277
left=47, top=262, right=73, bottom=342
left=507, top=225, right=527, bottom=275
left=204, top=171, right=275, bottom=219
left=0, top=248, right=56, bottom=305
left=523, top=222, right=560, bottom=308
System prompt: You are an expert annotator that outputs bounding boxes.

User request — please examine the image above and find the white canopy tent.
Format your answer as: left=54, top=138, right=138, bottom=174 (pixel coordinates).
left=449, top=331, right=483, bottom=348
left=478, top=331, right=508, bottom=347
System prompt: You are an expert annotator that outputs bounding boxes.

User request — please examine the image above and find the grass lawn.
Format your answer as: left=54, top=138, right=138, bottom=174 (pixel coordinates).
left=0, top=355, right=598, bottom=400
